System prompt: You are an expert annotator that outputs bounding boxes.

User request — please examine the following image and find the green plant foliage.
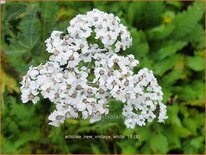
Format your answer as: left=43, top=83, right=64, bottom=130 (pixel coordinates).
left=150, top=133, right=168, bottom=153
left=186, top=56, right=205, bottom=71
left=171, top=2, right=204, bottom=40
left=1, top=1, right=205, bottom=154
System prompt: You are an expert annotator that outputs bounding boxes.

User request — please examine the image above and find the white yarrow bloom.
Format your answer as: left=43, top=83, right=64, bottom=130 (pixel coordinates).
left=20, top=9, right=167, bottom=128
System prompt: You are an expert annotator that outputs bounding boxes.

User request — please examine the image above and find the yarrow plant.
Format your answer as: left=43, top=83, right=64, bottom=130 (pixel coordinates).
left=20, top=9, right=168, bottom=128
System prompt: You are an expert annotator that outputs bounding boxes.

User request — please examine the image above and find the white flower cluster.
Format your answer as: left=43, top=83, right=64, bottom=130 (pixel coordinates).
left=20, top=9, right=167, bottom=128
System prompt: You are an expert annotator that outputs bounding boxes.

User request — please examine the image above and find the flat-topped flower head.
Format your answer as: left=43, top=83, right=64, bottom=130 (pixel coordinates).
left=20, top=9, right=167, bottom=128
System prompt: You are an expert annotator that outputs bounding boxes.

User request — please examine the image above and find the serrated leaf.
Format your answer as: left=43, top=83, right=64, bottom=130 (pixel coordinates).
left=172, top=2, right=204, bottom=39
left=128, top=29, right=149, bottom=58
left=17, top=14, right=41, bottom=49
left=173, top=125, right=192, bottom=138
left=2, top=137, right=18, bottom=153
left=91, top=144, right=103, bottom=154
left=10, top=101, right=34, bottom=120
left=183, top=135, right=205, bottom=154
left=179, top=105, right=190, bottom=118
left=14, top=132, right=41, bottom=148
left=157, top=41, right=187, bottom=60
left=153, top=54, right=180, bottom=76
left=167, top=105, right=182, bottom=127
left=127, top=2, right=145, bottom=25
left=146, top=24, right=175, bottom=40
left=186, top=56, right=204, bottom=71
left=162, top=86, right=172, bottom=102
left=127, top=2, right=164, bottom=29
left=137, top=127, right=151, bottom=142
left=118, top=141, right=137, bottom=154
left=166, top=1, right=183, bottom=9
left=0, top=69, right=20, bottom=94
left=162, top=70, right=183, bottom=86
left=183, top=118, right=198, bottom=134
left=183, top=24, right=205, bottom=50
left=10, top=103, right=25, bottom=118
left=191, top=136, right=204, bottom=148
left=163, top=127, right=181, bottom=150
left=2, top=3, right=26, bottom=38
left=150, top=133, right=168, bottom=153
left=173, top=80, right=204, bottom=103
left=141, top=2, right=164, bottom=29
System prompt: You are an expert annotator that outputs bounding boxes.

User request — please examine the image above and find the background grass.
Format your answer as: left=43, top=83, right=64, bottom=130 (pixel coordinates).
left=1, top=1, right=205, bottom=154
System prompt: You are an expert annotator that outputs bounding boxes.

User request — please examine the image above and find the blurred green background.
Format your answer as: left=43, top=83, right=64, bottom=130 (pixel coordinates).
left=1, top=1, right=205, bottom=154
